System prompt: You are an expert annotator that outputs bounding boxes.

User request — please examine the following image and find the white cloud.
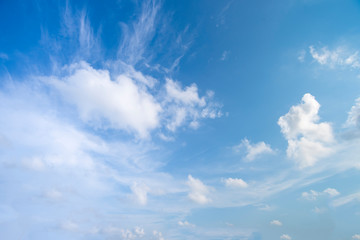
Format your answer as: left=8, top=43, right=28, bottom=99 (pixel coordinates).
left=178, top=220, right=195, bottom=227
left=187, top=175, right=211, bottom=204
left=302, top=188, right=339, bottom=200
left=280, top=234, right=291, bottom=240
left=48, top=61, right=162, bottom=138
left=270, top=220, right=282, bottom=226
left=164, top=79, right=222, bottom=132
left=278, top=93, right=334, bottom=168
left=103, top=226, right=145, bottom=239
left=131, top=182, right=150, bottom=205
left=353, top=234, right=360, bottom=239
left=220, top=50, right=229, bottom=61
left=118, top=0, right=159, bottom=65
left=233, top=138, right=274, bottom=161
left=254, top=203, right=273, bottom=211
left=224, top=178, right=248, bottom=188
left=331, top=192, right=360, bottom=207
left=346, top=97, right=360, bottom=128
left=323, top=188, right=340, bottom=197
left=165, top=78, right=206, bottom=106
left=301, top=190, right=319, bottom=200
left=309, top=45, right=360, bottom=69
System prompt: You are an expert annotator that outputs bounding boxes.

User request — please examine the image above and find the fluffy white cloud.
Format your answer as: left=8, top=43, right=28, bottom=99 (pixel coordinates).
left=48, top=61, right=162, bottom=138
left=187, top=175, right=211, bottom=204
left=302, top=188, right=339, bottom=200
left=278, top=93, right=334, bottom=168
left=47, top=63, right=222, bottom=138
left=353, top=234, right=360, bottom=239
left=323, top=188, right=340, bottom=197
left=280, top=234, right=291, bottom=240
left=164, top=79, right=222, bottom=132
left=309, top=46, right=360, bottom=69
left=270, top=220, right=282, bottom=226
left=224, top=178, right=248, bottom=188
left=233, top=138, right=274, bottom=161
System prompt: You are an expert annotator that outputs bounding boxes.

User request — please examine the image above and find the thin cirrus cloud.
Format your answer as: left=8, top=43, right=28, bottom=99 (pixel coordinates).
left=270, top=220, right=282, bottom=226
left=278, top=93, right=334, bottom=168
left=346, top=97, right=360, bottom=128
left=187, top=175, right=212, bottom=204
left=309, top=45, right=360, bottom=69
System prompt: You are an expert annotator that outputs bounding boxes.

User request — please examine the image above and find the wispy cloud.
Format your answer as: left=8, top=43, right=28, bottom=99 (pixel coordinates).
left=187, top=175, right=212, bottom=204
left=118, top=0, right=160, bottom=65
left=309, top=45, right=360, bottom=69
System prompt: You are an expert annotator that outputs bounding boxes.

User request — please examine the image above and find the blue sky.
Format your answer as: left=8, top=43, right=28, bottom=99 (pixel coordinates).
left=1, top=0, right=360, bottom=239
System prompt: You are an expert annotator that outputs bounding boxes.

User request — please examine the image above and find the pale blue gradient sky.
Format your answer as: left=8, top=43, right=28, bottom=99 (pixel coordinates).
left=1, top=0, right=360, bottom=239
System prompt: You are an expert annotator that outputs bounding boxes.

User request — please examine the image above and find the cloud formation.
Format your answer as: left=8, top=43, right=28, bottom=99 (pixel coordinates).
left=270, top=220, right=282, bottom=226
left=302, top=188, right=339, bottom=200
left=224, top=177, right=248, bottom=188
left=309, top=46, right=360, bottom=69
left=278, top=93, right=334, bottom=168
left=233, top=138, right=274, bottom=161
left=187, top=175, right=211, bottom=204
left=280, top=234, right=291, bottom=240
left=48, top=61, right=162, bottom=138
left=346, top=97, right=360, bottom=128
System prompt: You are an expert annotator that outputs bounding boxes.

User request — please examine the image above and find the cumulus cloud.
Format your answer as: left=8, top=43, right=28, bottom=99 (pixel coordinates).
left=233, top=138, right=274, bottom=161
left=164, top=79, right=222, bottom=132
left=46, top=63, right=221, bottom=138
left=187, top=175, right=211, bottom=204
left=309, top=45, right=360, bottom=69
left=270, top=220, right=282, bottom=226
left=48, top=61, right=162, bottom=138
left=224, top=178, right=248, bottom=188
left=278, top=93, right=334, bottom=168
left=280, top=234, right=291, bottom=240
left=302, top=188, right=339, bottom=200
